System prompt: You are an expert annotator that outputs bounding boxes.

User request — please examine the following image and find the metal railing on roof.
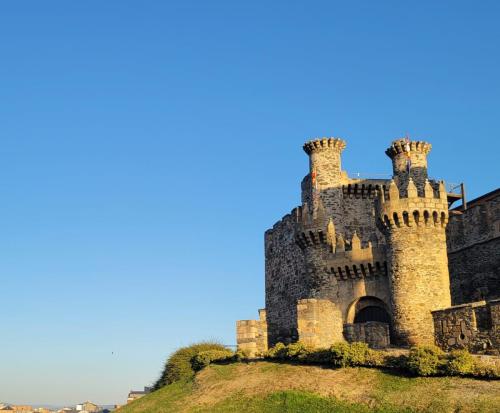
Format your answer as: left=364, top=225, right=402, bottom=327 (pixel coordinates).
left=350, top=172, right=392, bottom=179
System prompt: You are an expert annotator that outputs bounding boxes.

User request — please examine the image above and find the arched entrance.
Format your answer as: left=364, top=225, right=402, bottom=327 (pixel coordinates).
left=345, top=296, right=392, bottom=348
left=354, top=304, right=391, bottom=324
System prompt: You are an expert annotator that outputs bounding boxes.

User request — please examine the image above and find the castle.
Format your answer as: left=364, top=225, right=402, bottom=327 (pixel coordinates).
left=237, top=138, right=500, bottom=355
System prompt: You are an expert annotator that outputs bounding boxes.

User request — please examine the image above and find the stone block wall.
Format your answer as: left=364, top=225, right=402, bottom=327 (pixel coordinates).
left=265, top=211, right=307, bottom=346
left=236, top=309, right=268, bottom=357
left=256, top=309, right=268, bottom=353
left=448, top=237, right=500, bottom=305
left=432, top=299, right=500, bottom=354
left=297, top=299, right=344, bottom=348
left=344, top=321, right=390, bottom=348
left=447, top=189, right=500, bottom=305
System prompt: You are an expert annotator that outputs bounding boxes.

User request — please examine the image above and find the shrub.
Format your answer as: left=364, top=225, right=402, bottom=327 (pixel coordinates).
left=285, top=342, right=311, bottom=360
left=302, top=348, right=331, bottom=364
left=364, top=349, right=385, bottom=367
left=153, top=342, right=227, bottom=390
left=192, top=349, right=235, bottom=371
left=253, top=340, right=500, bottom=379
left=328, top=342, right=351, bottom=367
left=266, top=342, right=314, bottom=362
left=445, top=350, right=475, bottom=376
left=472, top=359, right=500, bottom=379
left=348, top=342, right=371, bottom=366
left=329, top=342, right=370, bottom=368
left=406, top=345, right=444, bottom=376
left=234, top=349, right=251, bottom=361
left=384, top=354, right=409, bottom=370
left=266, top=342, right=287, bottom=360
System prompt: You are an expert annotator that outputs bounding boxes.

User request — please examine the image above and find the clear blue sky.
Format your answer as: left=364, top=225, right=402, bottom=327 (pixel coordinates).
left=1, top=0, right=499, bottom=406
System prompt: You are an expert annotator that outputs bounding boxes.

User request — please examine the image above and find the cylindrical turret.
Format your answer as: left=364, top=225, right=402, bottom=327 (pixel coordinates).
left=303, top=138, right=346, bottom=189
left=386, top=139, right=432, bottom=195
left=302, top=138, right=346, bottom=218
left=377, top=178, right=451, bottom=346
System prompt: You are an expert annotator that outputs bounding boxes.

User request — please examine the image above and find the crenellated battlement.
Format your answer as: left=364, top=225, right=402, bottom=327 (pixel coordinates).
left=342, top=182, right=390, bottom=199
left=295, top=216, right=388, bottom=281
left=324, top=240, right=387, bottom=281
left=303, top=138, right=346, bottom=155
left=377, top=178, right=449, bottom=229
left=385, top=139, right=432, bottom=158
left=293, top=202, right=328, bottom=249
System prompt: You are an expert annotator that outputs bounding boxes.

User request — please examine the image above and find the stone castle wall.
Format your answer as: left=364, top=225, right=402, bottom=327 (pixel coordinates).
left=237, top=137, right=499, bottom=354
left=236, top=309, right=268, bottom=357
left=297, top=299, right=344, bottom=347
left=447, top=190, right=500, bottom=305
left=265, top=211, right=306, bottom=345
left=432, top=299, right=500, bottom=354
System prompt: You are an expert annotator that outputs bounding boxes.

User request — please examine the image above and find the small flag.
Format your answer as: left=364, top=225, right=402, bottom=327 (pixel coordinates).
left=311, top=169, right=318, bottom=190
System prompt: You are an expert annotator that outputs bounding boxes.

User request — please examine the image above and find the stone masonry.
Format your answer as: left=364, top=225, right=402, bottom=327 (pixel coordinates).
left=432, top=299, right=500, bottom=354
left=237, top=137, right=499, bottom=354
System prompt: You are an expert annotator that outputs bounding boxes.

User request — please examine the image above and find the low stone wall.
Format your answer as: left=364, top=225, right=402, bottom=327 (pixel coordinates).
left=344, top=322, right=390, bottom=348
left=236, top=309, right=268, bottom=357
left=297, top=299, right=344, bottom=348
left=432, top=299, right=500, bottom=354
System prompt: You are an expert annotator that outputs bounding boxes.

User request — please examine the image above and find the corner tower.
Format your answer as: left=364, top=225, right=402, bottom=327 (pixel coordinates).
left=377, top=172, right=451, bottom=346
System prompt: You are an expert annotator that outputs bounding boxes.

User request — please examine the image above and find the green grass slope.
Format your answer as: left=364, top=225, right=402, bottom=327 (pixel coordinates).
left=118, top=362, right=500, bottom=413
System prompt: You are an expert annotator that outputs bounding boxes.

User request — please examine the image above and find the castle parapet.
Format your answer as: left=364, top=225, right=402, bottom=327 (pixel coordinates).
left=377, top=179, right=449, bottom=229
left=303, top=137, right=346, bottom=155
left=342, top=181, right=389, bottom=199
left=294, top=206, right=388, bottom=281
left=385, top=140, right=431, bottom=158
left=324, top=244, right=387, bottom=281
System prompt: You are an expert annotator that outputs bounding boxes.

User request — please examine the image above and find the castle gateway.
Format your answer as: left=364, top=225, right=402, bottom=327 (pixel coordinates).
left=237, top=138, right=500, bottom=355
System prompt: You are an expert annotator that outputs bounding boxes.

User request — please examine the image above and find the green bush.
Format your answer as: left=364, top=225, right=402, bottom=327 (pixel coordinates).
left=348, top=342, right=371, bottom=365
left=266, top=342, right=288, bottom=360
left=472, top=359, right=500, bottom=379
left=192, top=349, right=235, bottom=371
left=286, top=342, right=311, bottom=360
left=384, top=354, right=409, bottom=370
left=153, top=342, right=228, bottom=390
left=445, top=350, right=475, bottom=376
left=406, top=345, right=444, bottom=376
left=329, top=343, right=353, bottom=367
left=234, top=349, right=251, bottom=361
left=302, top=348, right=331, bottom=364
left=266, top=342, right=316, bottom=362
left=364, top=349, right=385, bottom=367
left=329, top=342, right=370, bottom=367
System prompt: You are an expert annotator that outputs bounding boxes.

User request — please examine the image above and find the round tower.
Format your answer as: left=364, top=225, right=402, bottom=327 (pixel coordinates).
left=385, top=139, right=432, bottom=195
left=377, top=178, right=451, bottom=346
left=302, top=138, right=346, bottom=221
left=303, top=138, right=346, bottom=189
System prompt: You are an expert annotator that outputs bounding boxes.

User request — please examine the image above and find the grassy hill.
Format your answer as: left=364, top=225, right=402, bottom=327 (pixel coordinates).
left=118, top=361, right=500, bottom=413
